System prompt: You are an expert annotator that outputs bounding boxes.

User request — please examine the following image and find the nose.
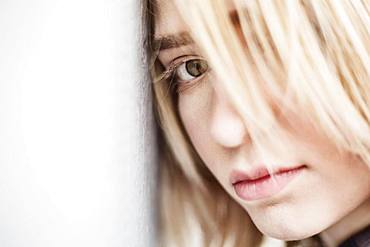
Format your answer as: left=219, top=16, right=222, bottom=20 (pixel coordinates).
left=209, top=84, right=249, bottom=148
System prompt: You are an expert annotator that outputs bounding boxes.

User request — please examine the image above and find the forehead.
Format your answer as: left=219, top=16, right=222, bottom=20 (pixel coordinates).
left=154, top=1, right=186, bottom=38
left=154, top=0, right=235, bottom=38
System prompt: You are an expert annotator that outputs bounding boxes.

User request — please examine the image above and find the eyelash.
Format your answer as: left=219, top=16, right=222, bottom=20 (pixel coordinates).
left=162, top=55, right=210, bottom=93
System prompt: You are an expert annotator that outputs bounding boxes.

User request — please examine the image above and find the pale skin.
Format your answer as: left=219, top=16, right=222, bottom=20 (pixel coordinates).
left=155, top=1, right=370, bottom=246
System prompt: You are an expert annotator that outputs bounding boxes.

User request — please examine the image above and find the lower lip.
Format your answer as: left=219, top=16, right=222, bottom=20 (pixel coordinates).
left=233, top=166, right=305, bottom=201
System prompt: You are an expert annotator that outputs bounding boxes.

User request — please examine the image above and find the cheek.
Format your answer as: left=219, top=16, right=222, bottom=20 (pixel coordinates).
left=177, top=84, right=223, bottom=173
left=178, top=83, right=212, bottom=144
left=178, top=97, right=208, bottom=131
left=178, top=84, right=211, bottom=136
left=275, top=110, right=370, bottom=206
left=242, top=126, right=370, bottom=240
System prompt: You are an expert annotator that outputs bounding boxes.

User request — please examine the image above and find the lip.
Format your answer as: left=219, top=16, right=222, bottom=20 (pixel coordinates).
left=231, top=165, right=306, bottom=201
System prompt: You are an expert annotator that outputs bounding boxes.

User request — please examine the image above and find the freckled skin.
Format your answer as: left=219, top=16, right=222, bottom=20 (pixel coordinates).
left=155, top=0, right=370, bottom=242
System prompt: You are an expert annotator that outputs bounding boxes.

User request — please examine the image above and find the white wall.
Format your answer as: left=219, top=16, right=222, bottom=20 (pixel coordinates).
left=0, top=0, right=157, bottom=246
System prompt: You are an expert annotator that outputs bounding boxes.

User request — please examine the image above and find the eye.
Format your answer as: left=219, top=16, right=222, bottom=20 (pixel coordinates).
left=159, top=56, right=210, bottom=93
left=175, top=59, right=209, bottom=82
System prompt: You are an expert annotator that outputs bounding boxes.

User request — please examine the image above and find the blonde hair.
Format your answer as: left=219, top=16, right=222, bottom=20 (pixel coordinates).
left=147, top=0, right=370, bottom=246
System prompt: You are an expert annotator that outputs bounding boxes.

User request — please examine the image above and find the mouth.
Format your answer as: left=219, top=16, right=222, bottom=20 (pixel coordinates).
left=231, top=165, right=307, bottom=201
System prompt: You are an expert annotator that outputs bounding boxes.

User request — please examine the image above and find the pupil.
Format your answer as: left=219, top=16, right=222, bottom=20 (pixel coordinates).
left=186, top=59, right=207, bottom=77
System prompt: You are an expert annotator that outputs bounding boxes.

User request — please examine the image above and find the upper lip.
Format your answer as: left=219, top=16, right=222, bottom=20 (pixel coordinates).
left=230, top=164, right=306, bottom=185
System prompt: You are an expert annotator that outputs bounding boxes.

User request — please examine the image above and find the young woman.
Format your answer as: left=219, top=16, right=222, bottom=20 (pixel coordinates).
left=147, top=0, right=370, bottom=246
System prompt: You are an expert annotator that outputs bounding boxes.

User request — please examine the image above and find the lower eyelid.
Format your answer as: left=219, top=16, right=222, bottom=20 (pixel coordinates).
left=176, top=71, right=211, bottom=94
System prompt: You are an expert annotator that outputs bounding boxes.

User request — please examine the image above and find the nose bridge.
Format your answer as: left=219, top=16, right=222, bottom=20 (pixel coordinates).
left=209, top=83, right=249, bottom=148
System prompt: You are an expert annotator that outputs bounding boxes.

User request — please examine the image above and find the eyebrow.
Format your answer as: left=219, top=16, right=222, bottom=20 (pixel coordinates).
left=153, top=9, right=241, bottom=52
left=153, top=32, right=194, bottom=51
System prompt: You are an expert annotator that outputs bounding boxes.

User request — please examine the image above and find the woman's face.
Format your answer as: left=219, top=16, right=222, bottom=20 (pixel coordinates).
left=155, top=0, right=370, bottom=241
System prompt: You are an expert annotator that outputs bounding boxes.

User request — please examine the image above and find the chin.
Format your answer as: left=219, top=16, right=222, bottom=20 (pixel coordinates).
left=247, top=202, right=331, bottom=241
left=257, top=223, right=319, bottom=241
